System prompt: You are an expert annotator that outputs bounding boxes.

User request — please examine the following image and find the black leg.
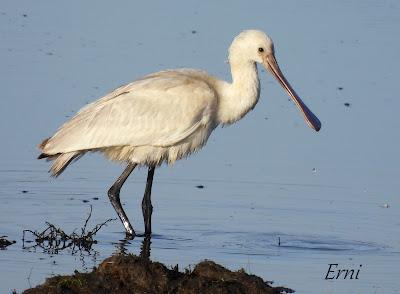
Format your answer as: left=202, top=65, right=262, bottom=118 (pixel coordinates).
left=142, top=166, right=155, bottom=235
left=108, top=163, right=137, bottom=237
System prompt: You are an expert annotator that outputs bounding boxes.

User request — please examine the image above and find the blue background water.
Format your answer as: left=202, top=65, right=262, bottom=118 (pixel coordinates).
left=1, top=1, right=399, bottom=293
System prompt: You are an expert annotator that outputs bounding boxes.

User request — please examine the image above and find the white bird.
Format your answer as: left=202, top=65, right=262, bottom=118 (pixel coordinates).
left=38, top=30, right=321, bottom=237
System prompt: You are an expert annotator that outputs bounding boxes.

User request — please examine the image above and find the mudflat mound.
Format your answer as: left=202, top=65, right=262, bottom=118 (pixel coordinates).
left=24, top=254, right=293, bottom=294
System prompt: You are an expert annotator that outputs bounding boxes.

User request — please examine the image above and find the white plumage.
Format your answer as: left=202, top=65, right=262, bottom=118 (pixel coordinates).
left=38, top=30, right=321, bottom=236
left=41, top=70, right=220, bottom=172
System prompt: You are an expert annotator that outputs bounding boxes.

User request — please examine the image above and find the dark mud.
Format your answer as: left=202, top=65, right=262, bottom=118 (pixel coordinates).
left=23, top=254, right=293, bottom=294
left=0, top=236, right=16, bottom=249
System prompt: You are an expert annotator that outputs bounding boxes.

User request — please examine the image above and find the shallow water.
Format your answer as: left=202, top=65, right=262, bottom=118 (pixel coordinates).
left=1, top=0, right=399, bottom=293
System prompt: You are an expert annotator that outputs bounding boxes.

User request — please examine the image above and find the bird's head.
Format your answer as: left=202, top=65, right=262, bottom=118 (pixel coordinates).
left=229, top=30, right=321, bottom=132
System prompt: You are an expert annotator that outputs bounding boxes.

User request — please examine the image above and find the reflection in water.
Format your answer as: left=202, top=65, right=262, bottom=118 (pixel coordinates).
left=21, top=205, right=113, bottom=254
left=140, top=235, right=151, bottom=259
left=114, top=235, right=152, bottom=260
left=114, top=239, right=131, bottom=256
left=22, top=229, right=100, bottom=271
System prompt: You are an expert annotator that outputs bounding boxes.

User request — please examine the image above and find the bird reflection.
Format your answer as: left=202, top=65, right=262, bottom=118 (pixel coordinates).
left=115, top=235, right=151, bottom=260
left=115, top=238, right=131, bottom=255
left=140, top=235, right=151, bottom=260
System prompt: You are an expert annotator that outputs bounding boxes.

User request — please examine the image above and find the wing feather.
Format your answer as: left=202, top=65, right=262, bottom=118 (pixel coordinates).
left=42, top=70, right=217, bottom=155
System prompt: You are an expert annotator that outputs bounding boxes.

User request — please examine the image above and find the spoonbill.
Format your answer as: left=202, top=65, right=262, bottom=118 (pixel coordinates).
left=38, top=30, right=321, bottom=237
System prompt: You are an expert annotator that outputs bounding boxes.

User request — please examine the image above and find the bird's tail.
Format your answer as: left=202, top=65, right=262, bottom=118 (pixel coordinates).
left=51, top=152, right=83, bottom=177
left=37, top=137, right=84, bottom=177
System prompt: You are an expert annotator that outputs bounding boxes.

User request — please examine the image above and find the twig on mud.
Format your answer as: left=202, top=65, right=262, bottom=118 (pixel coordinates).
left=27, top=266, right=33, bottom=288
left=81, top=205, right=92, bottom=235
left=0, top=235, right=16, bottom=249
left=22, top=205, right=115, bottom=254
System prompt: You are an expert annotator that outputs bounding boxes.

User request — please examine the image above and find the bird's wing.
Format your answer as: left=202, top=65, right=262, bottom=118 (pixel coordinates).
left=42, top=71, right=218, bottom=155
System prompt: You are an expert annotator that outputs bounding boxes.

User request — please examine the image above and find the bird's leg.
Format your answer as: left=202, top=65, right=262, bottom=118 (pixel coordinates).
left=108, top=163, right=137, bottom=237
left=142, top=166, right=155, bottom=235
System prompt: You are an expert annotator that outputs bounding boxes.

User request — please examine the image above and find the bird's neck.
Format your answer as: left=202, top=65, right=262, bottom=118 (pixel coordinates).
left=217, top=60, right=260, bottom=125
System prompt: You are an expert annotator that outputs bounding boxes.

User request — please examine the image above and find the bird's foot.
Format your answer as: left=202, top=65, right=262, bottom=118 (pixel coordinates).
left=124, top=231, right=136, bottom=240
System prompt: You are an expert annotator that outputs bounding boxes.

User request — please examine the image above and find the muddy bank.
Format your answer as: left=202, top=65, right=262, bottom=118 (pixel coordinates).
left=24, top=254, right=293, bottom=294
left=0, top=236, right=15, bottom=249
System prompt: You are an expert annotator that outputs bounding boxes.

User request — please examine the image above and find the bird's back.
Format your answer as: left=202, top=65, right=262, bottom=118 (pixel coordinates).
left=39, top=69, right=220, bottom=174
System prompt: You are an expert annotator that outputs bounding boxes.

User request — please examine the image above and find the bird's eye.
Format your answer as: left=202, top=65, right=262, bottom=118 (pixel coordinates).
left=258, top=47, right=264, bottom=52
